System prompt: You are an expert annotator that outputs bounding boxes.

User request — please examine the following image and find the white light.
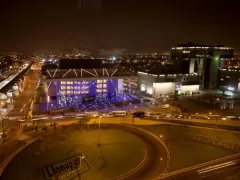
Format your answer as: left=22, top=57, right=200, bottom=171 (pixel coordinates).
left=227, top=87, right=234, bottom=91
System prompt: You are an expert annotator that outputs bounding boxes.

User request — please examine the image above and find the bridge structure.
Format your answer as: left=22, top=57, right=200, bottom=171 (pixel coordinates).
left=0, top=63, right=32, bottom=114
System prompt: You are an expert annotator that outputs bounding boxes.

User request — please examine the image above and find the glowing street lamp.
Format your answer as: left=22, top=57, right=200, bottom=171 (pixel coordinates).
left=98, top=116, right=102, bottom=146
left=214, top=98, right=220, bottom=114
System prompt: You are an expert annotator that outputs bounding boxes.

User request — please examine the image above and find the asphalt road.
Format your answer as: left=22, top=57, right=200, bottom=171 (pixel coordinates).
left=163, top=158, right=240, bottom=180
left=107, top=124, right=168, bottom=180
left=7, top=69, right=39, bottom=117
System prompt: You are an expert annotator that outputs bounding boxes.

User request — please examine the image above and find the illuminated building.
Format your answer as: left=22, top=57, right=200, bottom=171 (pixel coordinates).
left=171, top=42, right=234, bottom=89
left=41, top=59, right=137, bottom=111
left=138, top=71, right=202, bottom=97
left=138, top=43, right=234, bottom=97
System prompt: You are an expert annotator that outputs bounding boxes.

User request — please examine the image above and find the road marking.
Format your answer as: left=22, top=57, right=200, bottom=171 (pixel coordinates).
left=20, top=104, right=26, bottom=113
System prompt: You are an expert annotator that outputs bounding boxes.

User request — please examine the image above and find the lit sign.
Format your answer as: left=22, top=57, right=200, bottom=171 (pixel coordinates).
left=187, top=134, right=239, bottom=152
left=42, top=154, right=90, bottom=180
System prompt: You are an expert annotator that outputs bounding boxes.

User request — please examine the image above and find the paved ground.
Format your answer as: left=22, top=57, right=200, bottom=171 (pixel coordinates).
left=1, top=126, right=148, bottom=180
left=141, top=124, right=240, bottom=172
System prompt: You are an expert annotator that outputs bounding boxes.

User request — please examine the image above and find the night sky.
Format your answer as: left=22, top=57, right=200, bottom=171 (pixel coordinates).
left=0, top=0, right=240, bottom=53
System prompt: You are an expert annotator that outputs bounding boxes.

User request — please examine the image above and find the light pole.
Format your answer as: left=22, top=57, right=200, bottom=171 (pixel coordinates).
left=123, top=97, right=126, bottom=109
left=77, top=155, right=84, bottom=180
left=1, top=117, right=4, bottom=143
left=214, top=98, right=220, bottom=114
left=80, top=155, right=84, bottom=168
left=98, top=116, right=102, bottom=146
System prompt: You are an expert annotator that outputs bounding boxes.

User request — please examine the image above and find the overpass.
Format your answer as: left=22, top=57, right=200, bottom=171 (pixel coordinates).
left=0, top=63, right=32, bottom=114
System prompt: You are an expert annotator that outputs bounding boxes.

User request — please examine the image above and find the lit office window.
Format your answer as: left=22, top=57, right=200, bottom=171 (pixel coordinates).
left=61, top=86, right=66, bottom=90
left=61, top=91, right=66, bottom=95
left=61, top=81, right=66, bottom=85
left=103, top=84, right=107, bottom=88
left=97, top=80, right=102, bottom=83
left=82, top=81, right=89, bottom=84
left=97, top=84, right=103, bottom=88
left=67, top=90, right=73, bottom=94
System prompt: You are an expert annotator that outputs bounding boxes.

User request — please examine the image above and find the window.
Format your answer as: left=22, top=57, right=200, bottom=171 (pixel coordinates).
left=61, top=86, right=66, bottom=90
left=97, top=84, right=103, bottom=88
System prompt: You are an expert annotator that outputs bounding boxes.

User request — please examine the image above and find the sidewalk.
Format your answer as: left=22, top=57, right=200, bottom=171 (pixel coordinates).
left=88, top=117, right=163, bottom=125
left=156, top=117, right=240, bottom=129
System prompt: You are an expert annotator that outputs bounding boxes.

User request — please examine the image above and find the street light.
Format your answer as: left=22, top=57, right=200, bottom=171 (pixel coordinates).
left=98, top=116, right=102, bottom=146
left=80, top=155, right=85, bottom=168
left=214, top=98, right=220, bottom=114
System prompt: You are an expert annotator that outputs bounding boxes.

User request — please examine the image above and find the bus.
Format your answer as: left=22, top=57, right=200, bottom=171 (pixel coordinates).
left=111, top=111, right=127, bottom=117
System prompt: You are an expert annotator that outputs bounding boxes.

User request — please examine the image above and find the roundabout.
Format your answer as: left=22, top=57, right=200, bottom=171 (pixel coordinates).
left=1, top=123, right=168, bottom=180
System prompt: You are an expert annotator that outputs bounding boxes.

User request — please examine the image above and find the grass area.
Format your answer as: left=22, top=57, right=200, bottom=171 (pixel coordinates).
left=140, top=124, right=240, bottom=172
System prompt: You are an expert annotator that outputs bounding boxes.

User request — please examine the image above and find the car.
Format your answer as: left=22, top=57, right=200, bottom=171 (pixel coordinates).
left=162, top=104, right=170, bottom=109
left=133, top=111, right=145, bottom=117
left=101, top=113, right=114, bottom=117
left=166, top=114, right=172, bottom=118
left=177, top=114, right=183, bottom=118
left=84, top=111, right=99, bottom=117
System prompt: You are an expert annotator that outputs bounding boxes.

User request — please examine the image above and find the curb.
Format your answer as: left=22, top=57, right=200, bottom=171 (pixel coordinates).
left=125, top=125, right=171, bottom=175
left=0, top=138, right=39, bottom=177
left=107, top=124, right=170, bottom=180
left=108, top=133, right=148, bottom=180
left=157, top=152, right=240, bottom=179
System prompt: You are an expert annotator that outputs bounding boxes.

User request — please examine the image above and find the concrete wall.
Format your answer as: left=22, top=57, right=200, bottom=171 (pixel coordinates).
left=117, top=79, right=124, bottom=93
left=181, top=85, right=200, bottom=92
left=153, top=82, right=175, bottom=98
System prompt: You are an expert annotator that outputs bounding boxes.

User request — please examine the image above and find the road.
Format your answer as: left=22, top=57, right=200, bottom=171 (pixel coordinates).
left=7, top=69, right=39, bottom=117
left=146, top=117, right=240, bottom=132
left=102, top=124, right=169, bottom=180
left=161, top=158, right=240, bottom=180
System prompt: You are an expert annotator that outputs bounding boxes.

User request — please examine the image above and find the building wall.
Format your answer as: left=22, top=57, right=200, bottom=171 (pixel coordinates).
left=181, top=85, right=200, bottom=92
left=138, top=72, right=202, bottom=96
left=117, top=79, right=124, bottom=93
left=153, top=82, right=175, bottom=98
left=218, top=69, right=240, bottom=91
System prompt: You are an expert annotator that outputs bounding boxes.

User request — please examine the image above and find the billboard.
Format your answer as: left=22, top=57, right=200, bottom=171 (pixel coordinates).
left=42, top=154, right=90, bottom=180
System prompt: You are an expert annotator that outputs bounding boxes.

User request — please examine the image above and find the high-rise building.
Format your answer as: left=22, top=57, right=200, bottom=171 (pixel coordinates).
left=171, top=42, right=234, bottom=89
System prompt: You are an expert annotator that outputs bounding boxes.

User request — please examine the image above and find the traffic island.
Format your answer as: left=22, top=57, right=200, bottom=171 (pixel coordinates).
left=0, top=126, right=148, bottom=180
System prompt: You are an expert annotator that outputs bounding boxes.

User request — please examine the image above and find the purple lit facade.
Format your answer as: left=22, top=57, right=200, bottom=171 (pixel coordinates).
left=46, top=78, right=133, bottom=111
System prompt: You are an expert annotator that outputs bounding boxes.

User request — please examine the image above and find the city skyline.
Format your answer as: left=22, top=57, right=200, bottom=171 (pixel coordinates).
left=0, top=0, right=239, bottom=53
